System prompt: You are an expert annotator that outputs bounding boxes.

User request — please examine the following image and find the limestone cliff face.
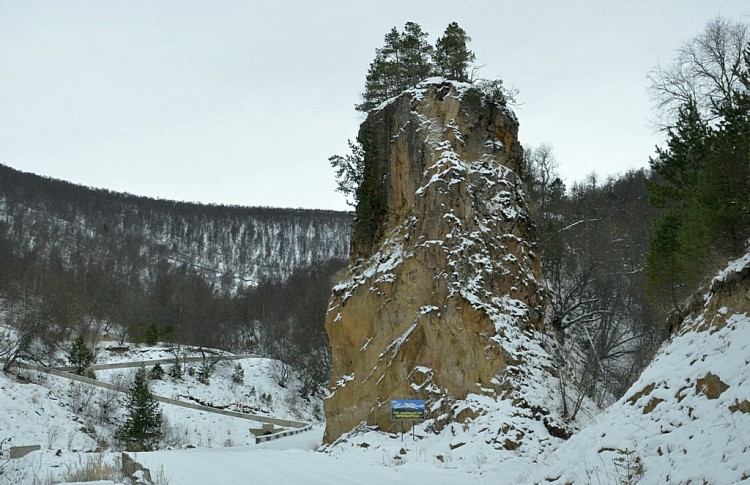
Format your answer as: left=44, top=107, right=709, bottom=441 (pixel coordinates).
left=324, top=79, right=549, bottom=443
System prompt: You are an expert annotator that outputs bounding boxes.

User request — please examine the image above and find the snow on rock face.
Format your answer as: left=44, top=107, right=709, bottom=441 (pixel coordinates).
left=323, top=80, right=568, bottom=446
left=530, top=254, right=750, bottom=484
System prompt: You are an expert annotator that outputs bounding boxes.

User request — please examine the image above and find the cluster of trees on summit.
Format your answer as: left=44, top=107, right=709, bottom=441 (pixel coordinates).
left=357, top=21, right=515, bottom=111
left=332, top=21, right=516, bottom=253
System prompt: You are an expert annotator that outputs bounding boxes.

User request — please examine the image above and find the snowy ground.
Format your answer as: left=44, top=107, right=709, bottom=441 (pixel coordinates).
left=1, top=339, right=555, bottom=484
left=136, top=427, right=501, bottom=485
left=524, top=256, right=750, bottom=484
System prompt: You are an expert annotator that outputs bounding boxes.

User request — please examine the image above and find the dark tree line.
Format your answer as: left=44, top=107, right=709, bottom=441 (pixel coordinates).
left=240, top=260, right=346, bottom=397
left=1, top=221, right=344, bottom=393
left=0, top=163, right=350, bottom=296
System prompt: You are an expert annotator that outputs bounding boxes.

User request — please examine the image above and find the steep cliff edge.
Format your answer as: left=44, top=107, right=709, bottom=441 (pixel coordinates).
left=324, top=79, right=566, bottom=445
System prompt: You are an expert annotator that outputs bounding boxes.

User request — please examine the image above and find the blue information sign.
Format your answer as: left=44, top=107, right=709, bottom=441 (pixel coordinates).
left=391, top=399, right=426, bottom=420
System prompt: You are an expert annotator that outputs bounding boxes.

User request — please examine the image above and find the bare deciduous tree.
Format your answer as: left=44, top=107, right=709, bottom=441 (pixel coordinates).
left=1, top=298, right=53, bottom=373
left=524, top=144, right=557, bottom=211
left=648, top=16, right=749, bottom=130
left=526, top=156, right=663, bottom=410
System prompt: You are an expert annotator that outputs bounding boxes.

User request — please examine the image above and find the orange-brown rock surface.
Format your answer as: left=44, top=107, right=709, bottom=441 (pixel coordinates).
left=324, top=79, right=546, bottom=443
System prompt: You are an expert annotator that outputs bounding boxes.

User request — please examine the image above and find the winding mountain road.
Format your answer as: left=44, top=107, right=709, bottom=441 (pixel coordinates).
left=11, top=355, right=312, bottom=443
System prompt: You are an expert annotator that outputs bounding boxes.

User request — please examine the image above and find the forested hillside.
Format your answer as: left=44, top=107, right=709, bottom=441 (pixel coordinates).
left=0, top=164, right=350, bottom=292
left=0, top=164, right=349, bottom=376
left=516, top=17, right=750, bottom=407
left=645, top=16, right=750, bottom=328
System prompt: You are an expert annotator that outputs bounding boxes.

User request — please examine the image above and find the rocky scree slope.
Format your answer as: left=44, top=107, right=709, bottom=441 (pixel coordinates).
left=324, top=79, right=579, bottom=450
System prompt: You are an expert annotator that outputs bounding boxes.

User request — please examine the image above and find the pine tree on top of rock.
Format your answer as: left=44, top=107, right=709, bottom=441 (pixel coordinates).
left=358, top=22, right=434, bottom=111
left=434, top=22, right=476, bottom=82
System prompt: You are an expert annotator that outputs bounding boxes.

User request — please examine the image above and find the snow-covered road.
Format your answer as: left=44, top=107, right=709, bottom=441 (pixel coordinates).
left=136, top=427, right=494, bottom=485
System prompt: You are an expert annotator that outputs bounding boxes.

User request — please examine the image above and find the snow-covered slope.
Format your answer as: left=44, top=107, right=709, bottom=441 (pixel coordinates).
left=527, top=254, right=750, bottom=483
left=0, top=343, right=322, bottom=484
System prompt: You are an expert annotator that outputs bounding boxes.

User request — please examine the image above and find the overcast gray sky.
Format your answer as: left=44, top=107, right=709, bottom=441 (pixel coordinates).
left=1, top=1, right=748, bottom=211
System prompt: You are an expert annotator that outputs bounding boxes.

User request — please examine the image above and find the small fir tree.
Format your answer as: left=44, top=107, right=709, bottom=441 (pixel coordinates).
left=167, top=362, right=182, bottom=381
left=232, top=363, right=245, bottom=384
left=118, top=368, right=163, bottom=451
left=67, top=335, right=95, bottom=376
left=149, top=362, right=165, bottom=380
left=197, top=363, right=211, bottom=385
left=144, top=324, right=159, bottom=345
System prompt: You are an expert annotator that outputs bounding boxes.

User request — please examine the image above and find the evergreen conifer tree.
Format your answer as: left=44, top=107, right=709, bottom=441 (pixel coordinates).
left=399, top=22, right=433, bottom=88
left=167, top=362, right=182, bottom=380
left=118, top=368, right=163, bottom=451
left=358, top=28, right=401, bottom=111
left=197, top=363, right=211, bottom=385
left=645, top=46, right=750, bottom=317
left=329, top=140, right=365, bottom=206
left=232, top=362, right=245, bottom=384
left=357, top=22, right=433, bottom=111
left=149, top=362, right=165, bottom=380
left=67, top=335, right=95, bottom=376
left=434, top=22, right=476, bottom=82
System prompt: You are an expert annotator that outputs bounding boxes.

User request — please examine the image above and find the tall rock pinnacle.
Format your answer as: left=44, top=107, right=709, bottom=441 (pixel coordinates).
left=324, top=79, right=546, bottom=444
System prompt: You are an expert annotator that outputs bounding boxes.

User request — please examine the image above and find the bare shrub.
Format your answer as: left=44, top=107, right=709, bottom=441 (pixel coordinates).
left=62, top=454, right=121, bottom=483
